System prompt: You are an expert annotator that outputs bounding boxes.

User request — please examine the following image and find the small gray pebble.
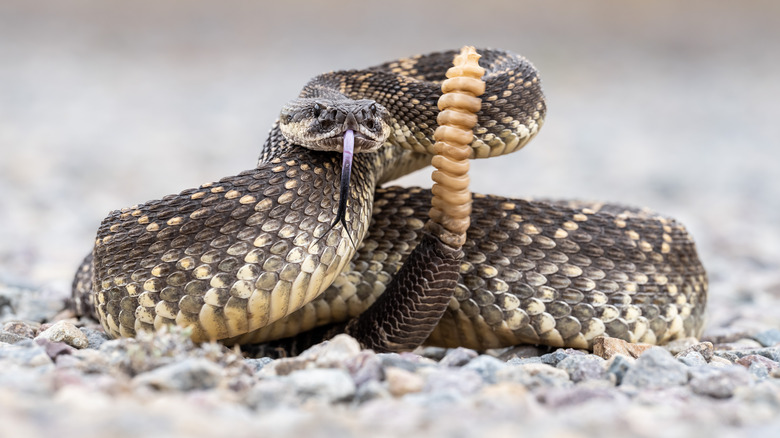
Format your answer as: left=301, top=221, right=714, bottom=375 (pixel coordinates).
left=621, top=347, right=688, bottom=389
left=689, top=365, right=754, bottom=399
left=0, top=330, right=26, bottom=344
left=247, top=377, right=295, bottom=410
left=0, top=343, right=53, bottom=367
left=286, top=368, right=356, bottom=403
left=678, top=351, right=708, bottom=367
left=424, top=368, right=484, bottom=396
left=352, top=379, right=390, bottom=405
left=416, top=346, right=448, bottom=361
left=345, top=350, right=384, bottom=386
left=714, top=351, right=739, bottom=363
left=606, top=354, right=632, bottom=385
left=245, top=357, right=274, bottom=373
left=497, top=363, right=572, bottom=390
left=556, top=354, right=606, bottom=383
left=687, top=364, right=716, bottom=380
left=67, top=348, right=111, bottom=374
left=753, top=329, right=780, bottom=347
left=541, top=348, right=585, bottom=367
left=3, top=321, right=37, bottom=338
left=133, top=358, right=222, bottom=391
left=79, top=327, right=109, bottom=350
left=307, top=334, right=361, bottom=368
left=97, top=339, right=127, bottom=356
left=264, top=356, right=308, bottom=376
left=675, top=342, right=714, bottom=362
left=495, top=365, right=530, bottom=384
left=715, top=347, right=780, bottom=363
left=463, top=355, right=507, bottom=384
left=439, top=347, right=478, bottom=367
left=507, top=356, right=542, bottom=365
left=377, top=353, right=433, bottom=372
left=736, top=355, right=780, bottom=380
left=663, top=337, right=700, bottom=355
left=746, top=362, right=770, bottom=380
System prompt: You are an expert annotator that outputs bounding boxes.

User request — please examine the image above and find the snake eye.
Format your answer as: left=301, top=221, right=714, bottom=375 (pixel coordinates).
left=312, top=102, right=323, bottom=118
left=281, top=113, right=292, bottom=124
left=369, top=103, right=377, bottom=115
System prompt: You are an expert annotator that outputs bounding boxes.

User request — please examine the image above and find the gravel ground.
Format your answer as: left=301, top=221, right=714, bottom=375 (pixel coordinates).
left=2, top=1, right=780, bottom=437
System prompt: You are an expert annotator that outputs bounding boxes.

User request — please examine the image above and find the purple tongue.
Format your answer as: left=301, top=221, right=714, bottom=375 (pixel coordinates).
left=327, top=129, right=356, bottom=248
left=342, top=129, right=354, bottom=181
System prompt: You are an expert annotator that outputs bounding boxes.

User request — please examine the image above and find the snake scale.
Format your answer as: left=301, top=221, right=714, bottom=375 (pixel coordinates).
left=72, top=48, right=708, bottom=351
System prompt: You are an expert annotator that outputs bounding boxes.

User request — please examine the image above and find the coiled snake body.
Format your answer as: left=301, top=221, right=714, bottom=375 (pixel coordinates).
left=73, top=49, right=707, bottom=351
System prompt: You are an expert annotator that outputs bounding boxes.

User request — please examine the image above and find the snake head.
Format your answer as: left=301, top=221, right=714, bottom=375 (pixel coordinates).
left=279, top=97, right=391, bottom=153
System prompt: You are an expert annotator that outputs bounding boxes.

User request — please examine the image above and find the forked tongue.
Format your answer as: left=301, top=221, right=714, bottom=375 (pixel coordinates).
left=340, top=129, right=355, bottom=199
left=326, top=129, right=356, bottom=248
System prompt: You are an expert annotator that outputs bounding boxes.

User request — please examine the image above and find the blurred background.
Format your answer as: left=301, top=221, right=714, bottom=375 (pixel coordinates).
left=1, top=0, right=778, bottom=330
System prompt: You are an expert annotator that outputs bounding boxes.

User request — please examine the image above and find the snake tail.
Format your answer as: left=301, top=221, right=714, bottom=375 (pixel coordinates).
left=343, top=232, right=462, bottom=352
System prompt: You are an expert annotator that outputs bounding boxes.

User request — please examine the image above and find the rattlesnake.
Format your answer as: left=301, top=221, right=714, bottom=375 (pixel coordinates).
left=72, top=48, right=707, bottom=351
